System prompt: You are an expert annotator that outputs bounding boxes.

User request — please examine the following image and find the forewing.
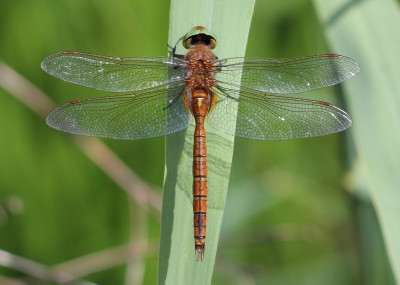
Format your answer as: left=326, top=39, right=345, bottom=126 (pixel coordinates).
left=216, top=55, right=360, bottom=94
left=207, top=86, right=352, bottom=140
left=41, top=52, right=186, bottom=92
left=46, top=83, right=193, bottom=140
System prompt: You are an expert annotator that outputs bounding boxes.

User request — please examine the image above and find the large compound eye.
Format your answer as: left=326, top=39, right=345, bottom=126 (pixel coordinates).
left=208, top=38, right=217, bottom=49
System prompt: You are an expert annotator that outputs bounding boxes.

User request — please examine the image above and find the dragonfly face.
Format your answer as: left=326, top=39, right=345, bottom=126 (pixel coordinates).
left=42, top=26, right=360, bottom=261
left=182, top=26, right=217, bottom=49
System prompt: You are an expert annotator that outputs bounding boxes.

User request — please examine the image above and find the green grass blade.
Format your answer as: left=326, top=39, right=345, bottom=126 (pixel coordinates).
left=313, top=0, right=400, bottom=282
left=158, top=1, right=255, bottom=284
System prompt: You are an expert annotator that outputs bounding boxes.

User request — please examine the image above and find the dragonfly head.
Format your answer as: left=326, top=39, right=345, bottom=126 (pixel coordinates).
left=182, top=26, right=217, bottom=50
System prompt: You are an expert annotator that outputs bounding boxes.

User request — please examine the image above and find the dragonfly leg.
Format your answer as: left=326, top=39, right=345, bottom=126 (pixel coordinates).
left=167, top=34, right=185, bottom=59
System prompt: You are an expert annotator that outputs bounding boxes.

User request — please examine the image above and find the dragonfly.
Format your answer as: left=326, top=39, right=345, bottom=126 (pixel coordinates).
left=42, top=26, right=360, bottom=261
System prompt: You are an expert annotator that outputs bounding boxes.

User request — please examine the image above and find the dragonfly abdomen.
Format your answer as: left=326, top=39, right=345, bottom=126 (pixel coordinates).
left=191, top=89, right=210, bottom=262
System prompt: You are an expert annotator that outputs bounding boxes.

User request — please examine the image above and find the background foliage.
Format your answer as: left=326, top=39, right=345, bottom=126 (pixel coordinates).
left=0, top=0, right=396, bottom=284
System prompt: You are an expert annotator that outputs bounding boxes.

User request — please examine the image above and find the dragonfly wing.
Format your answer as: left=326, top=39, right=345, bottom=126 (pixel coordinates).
left=41, top=52, right=186, bottom=92
left=216, top=55, right=360, bottom=94
left=207, top=86, right=352, bottom=140
left=46, top=83, right=193, bottom=140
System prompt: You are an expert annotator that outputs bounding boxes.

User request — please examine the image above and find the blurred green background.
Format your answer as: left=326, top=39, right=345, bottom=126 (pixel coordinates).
left=0, top=0, right=396, bottom=284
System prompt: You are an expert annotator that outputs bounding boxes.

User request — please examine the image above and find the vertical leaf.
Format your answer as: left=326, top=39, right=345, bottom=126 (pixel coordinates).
left=313, top=0, right=400, bottom=283
left=158, top=0, right=255, bottom=284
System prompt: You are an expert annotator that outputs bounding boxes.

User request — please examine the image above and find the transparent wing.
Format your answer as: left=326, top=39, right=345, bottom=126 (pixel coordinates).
left=215, top=54, right=360, bottom=94
left=206, top=86, right=352, bottom=140
left=46, top=83, right=193, bottom=140
left=41, top=52, right=186, bottom=92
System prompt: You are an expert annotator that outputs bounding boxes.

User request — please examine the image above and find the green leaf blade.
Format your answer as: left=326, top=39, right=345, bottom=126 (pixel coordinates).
left=158, top=1, right=255, bottom=284
left=313, top=0, right=400, bottom=282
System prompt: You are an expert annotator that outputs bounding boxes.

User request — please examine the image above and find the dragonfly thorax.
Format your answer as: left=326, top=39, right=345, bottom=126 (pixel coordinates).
left=184, top=44, right=216, bottom=90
